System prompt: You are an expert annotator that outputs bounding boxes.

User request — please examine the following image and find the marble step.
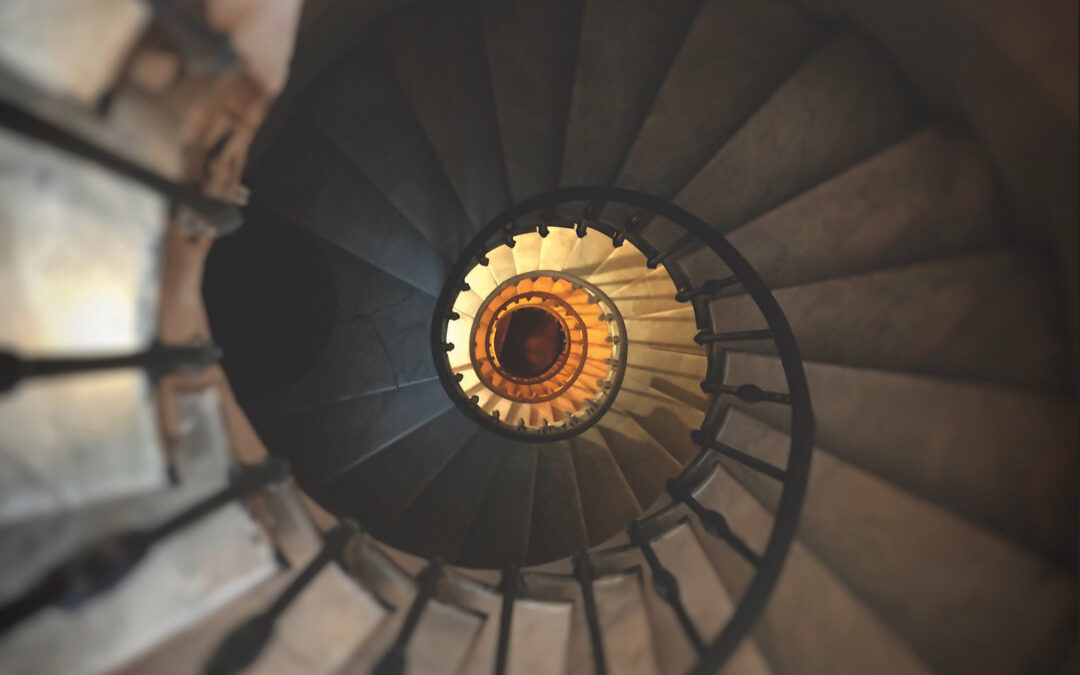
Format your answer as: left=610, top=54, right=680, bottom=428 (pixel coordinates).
left=719, top=350, right=1078, bottom=563
left=252, top=117, right=447, bottom=295
left=256, top=378, right=454, bottom=490
left=0, top=127, right=167, bottom=526
left=456, top=441, right=538, bottom=568
left=595, top=407, right=683, bottom=512
left=560, top=0, right=701, bottom=186
left=675, top=126, right=1007, bottom=294
left=713, top=408, right=1075, bottom=675
left=0, top=502, right=279, bottom=675
left=479, top=0, right=582, bottom=202
left=673, top=33, right=918, bottom=234
left=570, top=427, right=643, bottom=546
left=316, top=408, right=477, bottom=537
left=689, top=463, right=935, bottom=675
left=706, top=251, right=1067, bottom=390
left=383, top=429, right=503, bottom=562
left=528, top=441, right=590, bottom=564
left=378, top=0, right=510, bottom=229
left=304, top=46, right=475, bottom=260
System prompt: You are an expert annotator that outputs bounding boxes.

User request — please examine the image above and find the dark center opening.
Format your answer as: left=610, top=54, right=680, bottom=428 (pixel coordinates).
left=493, top=306, right=566, bottom=378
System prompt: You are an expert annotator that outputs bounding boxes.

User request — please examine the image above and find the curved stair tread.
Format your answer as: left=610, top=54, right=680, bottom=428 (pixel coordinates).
left=612, top=385, right=705, bottom=464
left=479, top=0, right=582, bottom=202
left=615, top=0, right=818, bottom=200
left=378, top=0, right=510, bottom=229
left=528, top=441, right=590, bottom=564
left=432, top=568, right=501, bottom=674
left=570, top=427, right=643, bottom=545
left=252, top=118, right=447, bottom=295
left=591, top=569, right=662, bottom=675
left=456, top=439, right=537, bottom=568
left=303, top=46, right=474, bottom=263
left=707, top=251, right=1068, bottom=390
left=506, top=596, right=575, bottom=675
left=692, top=126, right=1008, bottom=294
left=720, top=350, right=1078, bottom=563
left=382, top=428, right=504, bottom=562
left=713, top=408, right=1076, bottom=675
left=0, top=504, right=278, bottom=675
left=250, top=314, right=400, bottom=416
left=519, top=573, right=592, bottom=675
left=623, top=345, right=709, bottom=413
left=512, top=231, right=544, bottom=276
left=690, top=465, right=936, bottom=675
left=315, top=407, right=476, bottom=537
left=315, top=240, right=418, bottom=324
left=485, top=244, right=518, bottom=287
left=561, top=229, right=621, bottom=280
left=607, top=267, right=683, bottom=318
left=595, top=407, right=683, bottom=510
left=560, top=0, right=702, bottom=187
left=539, top=227, right=581, bottom=274
left=586, top=244, right=651, bottom=295
left=624, top=306, right=700, bottom=354
left=655, top=520, right=775, bottom=675
left=0, top=388, right=231, bottom=605
left=256, top=378, right=453, bottom=490
left=673, top=33, right=919, bottom=233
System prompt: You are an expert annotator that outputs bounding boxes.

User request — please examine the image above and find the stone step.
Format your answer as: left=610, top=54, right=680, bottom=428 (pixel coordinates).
left=316, top=408, right=477, bottom=537
left=560, top=0, right=701, bottom=186
left=713, top=408, right=1075, bottom=675
left=612, top=382, right=704, bottom=465
left=719, top=350, right=1078, bottom=563
left=0, top=502, right=279, bottom=675
left=253, top=118, right=447, bottom=295
left=378, top=0, right=510, bottom=229
left=255, top=378, right=454, bottom=491
left=0, top=388, right=230, bottom=606
left=615, top=0, right=817, bottom=199
left=673, top=33, right=918, bottom=234
left=689, top=464, right=935, bottom=675
left=571, top=427, right=643, bottom=546
left=456, top=441, right=537, bottom=568
left=383, top=429, right=503, bottom=563
left=479, top=0, right=581, bottom=202
left=303, top=46, right=475, bottom=262
left=706, top=251, right=1067, bottom=390
left=0, top=127, right=168, bottom=526
left=528, top=441, right=590, bottom=564
left=591, top=570, right=662, bottom=675
left=595, top=407, right=683, bottom=511
left=676, top=126, right=1008, bottom=294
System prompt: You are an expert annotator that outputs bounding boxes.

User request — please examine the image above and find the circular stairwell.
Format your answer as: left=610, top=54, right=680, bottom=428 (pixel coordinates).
left=226, top=0, right=1077, bottom=670
left=0, top=0, right=1076, bottom=674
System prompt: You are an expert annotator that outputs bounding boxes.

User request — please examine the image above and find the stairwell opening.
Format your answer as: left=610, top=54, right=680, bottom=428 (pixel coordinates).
left=492, top=306, right=567, bottom=379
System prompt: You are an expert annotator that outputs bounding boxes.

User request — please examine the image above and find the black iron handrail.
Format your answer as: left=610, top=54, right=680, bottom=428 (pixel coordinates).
left=432, top=187, right=813, bottom=672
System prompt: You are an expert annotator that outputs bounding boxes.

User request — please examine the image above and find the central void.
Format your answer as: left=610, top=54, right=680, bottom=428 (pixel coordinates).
left=493, top=306, right=567, bottom=378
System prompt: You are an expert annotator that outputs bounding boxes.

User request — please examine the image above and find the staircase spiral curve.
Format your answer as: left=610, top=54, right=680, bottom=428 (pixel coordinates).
left=0, top=0, right=1076, bottom=674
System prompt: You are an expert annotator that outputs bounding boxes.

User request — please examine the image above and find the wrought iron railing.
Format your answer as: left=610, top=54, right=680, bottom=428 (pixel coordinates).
left=1, top=81, right=812, bottom=671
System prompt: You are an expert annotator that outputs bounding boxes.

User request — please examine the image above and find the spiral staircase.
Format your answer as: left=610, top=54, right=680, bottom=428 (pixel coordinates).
left=0, top=0, right=1077, bottom=674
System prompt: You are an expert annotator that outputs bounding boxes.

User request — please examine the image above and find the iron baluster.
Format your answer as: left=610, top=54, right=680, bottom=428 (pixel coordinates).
left=628, top=522, right=705, bottom=653
left=494, top=565, right=521, bottom=675
left=573, top=552, right=608, bottom=675
left=372, top=559, right=444, bottom=675
left=0, top=342, right=222, bottom=395
left=202, top=520, right=359, bottom=675
left=0, top=458, right=290, bottom=635
left=693, top=328, right=774, bottom=345
left=699, top=381, right=792, bottom=405
left=691, top=430, right=786, bottom=481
